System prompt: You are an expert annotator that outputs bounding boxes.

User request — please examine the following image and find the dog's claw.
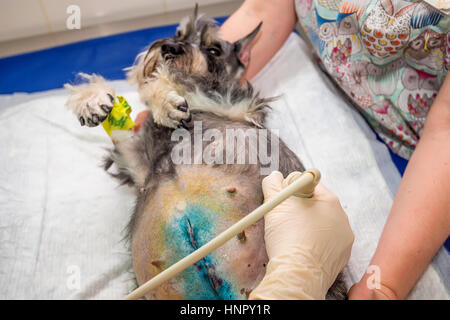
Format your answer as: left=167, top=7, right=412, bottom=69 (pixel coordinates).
left=92, top=114, right=99, bottom=124
left=177, top=104, right=188, bottom=112
left=87, top=118, right=94, bottom=126
left=101, top=105, right=112, bottom=113
left=107, top=94, right=115, bottom=103
left=180, top=119, right=189, bottom=129
left=79, top=117, right=85, bottom=126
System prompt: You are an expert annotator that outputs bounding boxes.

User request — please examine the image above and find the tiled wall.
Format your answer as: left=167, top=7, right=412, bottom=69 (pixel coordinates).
left=0, top=0, right=236, bottom=42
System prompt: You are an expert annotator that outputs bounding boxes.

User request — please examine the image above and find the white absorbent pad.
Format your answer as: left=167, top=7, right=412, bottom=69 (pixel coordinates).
left=0, top=33, right=448, bottom=299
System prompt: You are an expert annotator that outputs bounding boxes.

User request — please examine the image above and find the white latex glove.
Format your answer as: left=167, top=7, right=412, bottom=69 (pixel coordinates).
left=249, top=171, right=354, bottom=300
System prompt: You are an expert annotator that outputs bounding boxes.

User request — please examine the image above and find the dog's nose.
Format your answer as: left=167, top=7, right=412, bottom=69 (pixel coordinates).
left=161, top=42, right=184, bottom=56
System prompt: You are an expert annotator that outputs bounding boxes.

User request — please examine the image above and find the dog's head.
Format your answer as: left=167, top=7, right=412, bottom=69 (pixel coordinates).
left=128, top=5, right=261, bottom=85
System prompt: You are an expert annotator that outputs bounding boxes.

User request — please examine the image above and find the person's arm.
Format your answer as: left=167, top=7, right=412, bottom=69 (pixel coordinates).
left=349, top=74, right=450, bottom=299
left=219, top=0, right=297, bottom=79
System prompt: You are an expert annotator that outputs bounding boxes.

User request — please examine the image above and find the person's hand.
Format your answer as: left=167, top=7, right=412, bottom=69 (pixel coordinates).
left=249, top=171, right=354, bottom=300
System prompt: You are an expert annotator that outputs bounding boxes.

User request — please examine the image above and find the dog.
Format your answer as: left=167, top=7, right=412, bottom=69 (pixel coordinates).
left=65, top=6, right=346, bottom=300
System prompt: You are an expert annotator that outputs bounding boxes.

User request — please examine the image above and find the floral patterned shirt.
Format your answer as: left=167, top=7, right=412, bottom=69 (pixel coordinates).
left=295, top=0, right=449, bottom=159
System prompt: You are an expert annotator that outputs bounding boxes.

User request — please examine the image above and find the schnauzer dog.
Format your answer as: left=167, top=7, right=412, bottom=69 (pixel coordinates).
left=65, top=6, right=346, bottom=300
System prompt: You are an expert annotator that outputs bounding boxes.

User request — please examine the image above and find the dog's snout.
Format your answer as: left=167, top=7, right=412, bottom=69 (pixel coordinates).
left=161, top=42, right=184, bottom=56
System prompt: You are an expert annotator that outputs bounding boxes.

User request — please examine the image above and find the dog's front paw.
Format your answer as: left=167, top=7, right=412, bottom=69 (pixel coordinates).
left=65, top=74, right=115, bottom=127
left=152, top=91, right=191, bottom=129
left=77, top=92, right=114, bottom=127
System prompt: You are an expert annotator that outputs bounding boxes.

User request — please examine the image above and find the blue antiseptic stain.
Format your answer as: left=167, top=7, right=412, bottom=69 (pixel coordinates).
left=163, top=203, right=237, bottom=300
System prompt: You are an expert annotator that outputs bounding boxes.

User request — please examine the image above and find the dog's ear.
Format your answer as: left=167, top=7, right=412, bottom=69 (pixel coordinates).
left=193, top=3, right=199, bottom=21
left=233, top=22, right=262, bottom=66
left=175, top=4, right=200, bottom=39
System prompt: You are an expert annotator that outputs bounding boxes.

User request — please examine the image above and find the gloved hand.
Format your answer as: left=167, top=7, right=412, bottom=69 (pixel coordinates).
left=249, top=171, right=354, bottom=300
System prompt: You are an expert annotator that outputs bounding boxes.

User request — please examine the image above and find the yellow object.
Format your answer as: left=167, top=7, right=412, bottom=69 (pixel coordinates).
left=248, top=171, right=354, bottom=300
left=102, top=96, right=136, bottom=135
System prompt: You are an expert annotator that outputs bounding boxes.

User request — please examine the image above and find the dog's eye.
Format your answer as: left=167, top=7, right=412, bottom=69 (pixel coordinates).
left=207, top=47, right=221, bottom=56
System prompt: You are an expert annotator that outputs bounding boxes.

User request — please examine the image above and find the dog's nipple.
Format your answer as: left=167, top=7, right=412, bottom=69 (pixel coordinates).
left=226, top=186, right=236, bottom=194
left=151, top=259, right=164, bottom=268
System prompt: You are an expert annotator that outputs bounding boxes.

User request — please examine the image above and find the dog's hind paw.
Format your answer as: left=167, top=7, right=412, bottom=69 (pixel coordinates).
left=151, top=91, right=191, bottom=129
left=65, top=73, right=115, bottom=127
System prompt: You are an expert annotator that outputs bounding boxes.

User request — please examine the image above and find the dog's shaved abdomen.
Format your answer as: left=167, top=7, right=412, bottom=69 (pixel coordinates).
left=132, top=166, right=268, bottom=300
